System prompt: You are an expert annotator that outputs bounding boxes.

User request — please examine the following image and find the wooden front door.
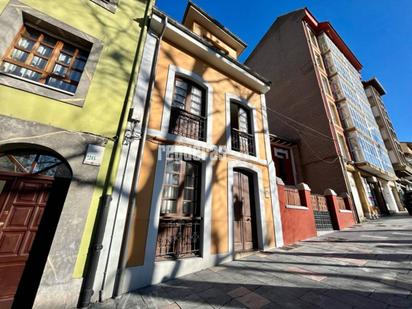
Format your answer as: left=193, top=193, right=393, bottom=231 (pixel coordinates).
left=233, top=170, right=256, bottom=252
left=0, top=174, right=53, bottom=309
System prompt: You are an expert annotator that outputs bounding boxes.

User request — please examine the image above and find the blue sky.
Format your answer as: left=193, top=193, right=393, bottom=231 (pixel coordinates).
left=156, top=0, right=412, bottom=141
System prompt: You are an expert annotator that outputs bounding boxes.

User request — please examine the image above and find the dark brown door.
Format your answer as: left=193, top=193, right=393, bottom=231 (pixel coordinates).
left=233, top=170, right=256, bottom=252
left=0, top=174, right=53, bottom=309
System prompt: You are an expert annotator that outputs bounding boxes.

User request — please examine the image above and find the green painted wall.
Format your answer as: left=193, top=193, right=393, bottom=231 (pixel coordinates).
left=0, top=0, right=146, bottom=136
left=0, top=0, right=152, bottom=277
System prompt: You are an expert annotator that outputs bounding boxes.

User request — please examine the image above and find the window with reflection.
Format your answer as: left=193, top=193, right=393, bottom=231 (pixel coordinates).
left=0, top=150, right=71, bottom=178
left=156, top=156, right=202, bottom=259
left=0, top=26, right=89, bottom=93
left=230, top=101, right=255, bottom=156
left=169, top=76, right=206, bottom=141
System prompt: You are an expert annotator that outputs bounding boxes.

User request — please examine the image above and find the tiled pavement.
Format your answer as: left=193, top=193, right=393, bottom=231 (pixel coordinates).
left=90, top=214, right=412, bottom=308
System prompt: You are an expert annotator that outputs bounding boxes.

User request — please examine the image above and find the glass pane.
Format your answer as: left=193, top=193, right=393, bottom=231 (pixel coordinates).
left=31, top=56, right=48, bottom=69
left=175, top=79, right=188, bottom=90
left=42, top=36, right=57, bottom=46
left=0, top=156, right=18, bottom=172
left=1, top=62, right=24, bottom=76
left=37, top=45, right=53, bottom=57
left=1, top=62, right=40, bottom=81
left=24, top=27, right=40, bottom=39
left=17, top=37, right=35, bottom=50
left=23, top=69, right=41, bottom=81
left=161, top=200, right=177, bottom=214
left=165, top=174, right=179, bottom=185
left=166, top=160, right=180, bottom=173
left=53, top=63, right=68, bottom=76
left=172, top=95, right=185, bottom=109
left=163, top=186, right=178, bottom=199
left=78, top=50, right=89, bottom=60
left=62, top=43, right=76, bottom=54
left=185, top=162, right=195, bottom=175
left=73, top=58, right=86, bottom=71
left=238, top=108, right=249, bottom=133
left=46, top=77, right=77, bottom=93
left=11, top=48, right=29, bottom=62
left=183, top=201, right=192, bottom=215
left=11, top=154, right=37, bottom=172
left=192, top=87, right=202, bottom=96
left=69, top=70, right=82, bottom=82
left=58, top=53, right=72, bottom=65
left=33, top=155, right=63, bottom=176
left=185, top=176, right=194, bottom=187
left=175, top=87, right=187, bottom=96
left=184, top=188, right=194, bottom=201
left=190, top=100, right=202, bottom=116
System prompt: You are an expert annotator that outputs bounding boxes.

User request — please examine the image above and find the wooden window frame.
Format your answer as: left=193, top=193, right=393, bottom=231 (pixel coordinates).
left=230, top=101, right=252, bottom=134
left=160, top=158, right=201, bottom=220
left=1, top=25, right=89, bottom=94
left=169, top=76, right=207, bottom=141
left=0, top=1, right=103, bottom=107
left=172, top=76, right=206, bottom=116
left=230, top=101, right=256, bottom=156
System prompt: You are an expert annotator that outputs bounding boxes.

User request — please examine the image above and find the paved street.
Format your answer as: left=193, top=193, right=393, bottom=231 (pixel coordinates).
left=92, top=214, right=412, bottom=309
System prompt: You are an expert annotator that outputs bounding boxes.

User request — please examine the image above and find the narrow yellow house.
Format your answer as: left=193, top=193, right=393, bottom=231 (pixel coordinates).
left=96, top=2, right=284, bottom=298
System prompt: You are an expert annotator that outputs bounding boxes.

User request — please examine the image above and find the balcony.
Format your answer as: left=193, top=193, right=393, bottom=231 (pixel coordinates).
left=156, top=218, right=201, bottom=259
left=231, top=128, right=255, bottom=156
left=169, top=107, right=206, bottom=141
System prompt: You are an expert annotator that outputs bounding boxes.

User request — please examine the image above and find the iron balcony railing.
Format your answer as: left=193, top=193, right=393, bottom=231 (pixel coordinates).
left=156, top=218, right=201, bottom=259
left=231, top=128, right=255, bottom=156
left=169, top=107, right=206, bottom=141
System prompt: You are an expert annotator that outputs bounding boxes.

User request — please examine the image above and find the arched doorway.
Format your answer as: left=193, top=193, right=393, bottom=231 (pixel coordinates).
left=0, top=147, right=72, bottom=309
left=232, top=168, right=258, bottom=252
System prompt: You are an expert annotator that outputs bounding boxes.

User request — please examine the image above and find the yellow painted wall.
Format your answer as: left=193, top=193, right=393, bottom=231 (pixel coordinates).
left=125, top=39, right=275, bottom=267
left=192, top=22, right=238, bottom=59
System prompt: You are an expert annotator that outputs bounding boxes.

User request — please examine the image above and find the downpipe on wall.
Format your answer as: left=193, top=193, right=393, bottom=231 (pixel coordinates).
left=112, top=15, right=168, bottom=297
left=77, top=0, right=153, bottom=307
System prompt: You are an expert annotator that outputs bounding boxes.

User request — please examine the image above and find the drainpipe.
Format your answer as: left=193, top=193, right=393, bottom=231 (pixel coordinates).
left=114, top=15, right=168, bottom=296
left=77, top=0, right=152, bottom=307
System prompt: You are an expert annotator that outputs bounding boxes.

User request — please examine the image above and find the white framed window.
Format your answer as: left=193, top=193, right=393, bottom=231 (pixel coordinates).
left=225, top=93, right=260, bottom=160
left=160, top=65, right=213, bottom=146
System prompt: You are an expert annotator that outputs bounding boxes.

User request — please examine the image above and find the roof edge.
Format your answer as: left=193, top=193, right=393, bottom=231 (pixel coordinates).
left=151, top=8, right=271, bottom=89
left=303, top=8, right=363, bottom=71
left=362, top=77, right=386, bottom=96
left=182, top=1, right=247, bottom=48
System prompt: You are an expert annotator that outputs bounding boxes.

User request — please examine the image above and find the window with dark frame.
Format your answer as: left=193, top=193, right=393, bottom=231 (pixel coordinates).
left=230, top=101, right=255, bottom=156
left=0, top=25, right=90, bottom=94
left=168, top=76, right=206, bottom=141
left=156, top=157, right=202, bottom=259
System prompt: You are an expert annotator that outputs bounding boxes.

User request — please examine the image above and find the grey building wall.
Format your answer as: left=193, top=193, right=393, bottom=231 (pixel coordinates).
left=245, top=10, right=348, bottom=194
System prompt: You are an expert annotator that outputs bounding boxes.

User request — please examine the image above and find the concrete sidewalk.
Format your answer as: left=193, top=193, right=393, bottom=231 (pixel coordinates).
left=91, top=214, right=412, bottom=308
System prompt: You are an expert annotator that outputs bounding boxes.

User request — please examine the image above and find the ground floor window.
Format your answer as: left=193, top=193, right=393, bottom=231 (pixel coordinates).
left=156, top=156, right=202, bottom=259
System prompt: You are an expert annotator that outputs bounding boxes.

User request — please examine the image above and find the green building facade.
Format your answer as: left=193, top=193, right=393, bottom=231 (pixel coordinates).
left=0, top=0, right=153, bottom=307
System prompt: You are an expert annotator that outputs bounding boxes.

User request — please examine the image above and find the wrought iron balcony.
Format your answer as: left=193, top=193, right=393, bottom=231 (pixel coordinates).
left=231, top=128, right=255, bottom=156
left=169, top=107, right=206, bottom=141
left=156, top=218, right=201, bottom=259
